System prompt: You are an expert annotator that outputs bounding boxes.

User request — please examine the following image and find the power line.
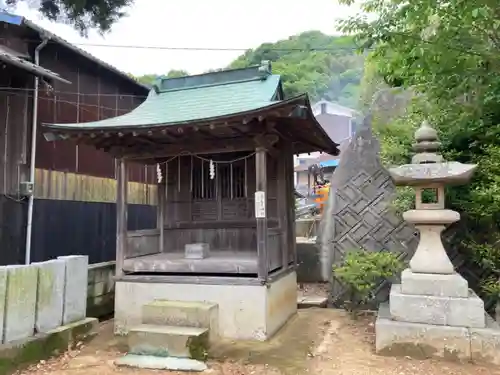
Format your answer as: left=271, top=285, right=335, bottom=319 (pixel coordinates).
left=0, top=37, right=362, bottom=52
left=67, top=43, right=360, bottom=52
left=0, top=34, right=486, bottom=56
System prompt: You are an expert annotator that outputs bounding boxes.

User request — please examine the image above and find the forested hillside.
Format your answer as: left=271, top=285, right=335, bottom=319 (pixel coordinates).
left=230, top=31, right=364, bottom=107
left=134, top=31, right=364, bottom=108
left=134, top=69, right=189, bottom=86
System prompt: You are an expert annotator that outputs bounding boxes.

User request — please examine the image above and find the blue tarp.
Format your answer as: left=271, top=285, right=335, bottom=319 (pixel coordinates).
left=319, top=159, right=339, bottom=168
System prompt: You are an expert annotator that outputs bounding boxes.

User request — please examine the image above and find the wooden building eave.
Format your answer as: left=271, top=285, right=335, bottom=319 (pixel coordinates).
left=0, top=46, right=71, bottom=84
left=43, top=95, right=339, bottom=161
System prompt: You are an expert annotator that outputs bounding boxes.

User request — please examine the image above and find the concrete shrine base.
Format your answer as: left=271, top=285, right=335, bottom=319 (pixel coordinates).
left=114, top=270, right=297, bottom=341
left=376, top=304, right=500, bottom=364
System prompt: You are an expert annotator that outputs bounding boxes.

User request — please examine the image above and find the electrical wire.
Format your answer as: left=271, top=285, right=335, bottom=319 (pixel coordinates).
left=0, top=37, right=363, bottom=52
left=0, top=30, right=491, bottom=57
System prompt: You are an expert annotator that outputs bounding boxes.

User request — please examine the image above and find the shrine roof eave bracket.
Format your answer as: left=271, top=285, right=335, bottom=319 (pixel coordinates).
left=42, top=94, right=340, bottom=158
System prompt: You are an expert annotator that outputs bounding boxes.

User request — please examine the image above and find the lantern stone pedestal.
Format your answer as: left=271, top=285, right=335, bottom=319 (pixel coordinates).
left=375, top=121, right=500, bottom=364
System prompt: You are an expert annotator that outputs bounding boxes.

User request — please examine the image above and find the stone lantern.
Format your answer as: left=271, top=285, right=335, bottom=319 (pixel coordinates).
left=374, top=120, right=497, bottom=362
left=393, top=120, right=476, bottom=280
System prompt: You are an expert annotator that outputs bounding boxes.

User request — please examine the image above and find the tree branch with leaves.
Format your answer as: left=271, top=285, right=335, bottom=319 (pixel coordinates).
left=3, top=0, right=134, bottom=35
left=342, top=0, right=500, bottom=305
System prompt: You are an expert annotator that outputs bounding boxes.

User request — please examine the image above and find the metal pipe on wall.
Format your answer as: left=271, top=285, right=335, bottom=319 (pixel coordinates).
left=25, top=36, right=50, bottom=265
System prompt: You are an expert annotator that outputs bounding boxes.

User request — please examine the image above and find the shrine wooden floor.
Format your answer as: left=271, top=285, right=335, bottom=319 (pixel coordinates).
left=123, top=251, right=258, bottom=274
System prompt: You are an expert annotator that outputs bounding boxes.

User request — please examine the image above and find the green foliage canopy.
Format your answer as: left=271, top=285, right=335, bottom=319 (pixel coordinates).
left=134, top=70, right=190, bottom=87
left=230, top=31, right=364, bottom=107
left=3, top=0, right=133, bottom=35
left=339, top=0, right=500, bottom=300
left=134, top=31, right=364, bottom=108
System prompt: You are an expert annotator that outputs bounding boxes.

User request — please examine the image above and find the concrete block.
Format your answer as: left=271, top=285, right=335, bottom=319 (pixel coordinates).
left=128, top=324, right=209, bottom=360
left=33, top=260, right=65, bottom=332
left=0, top=267, right=8, bottom=342
left=297, top=296, right=328, bottom=309
left=115, top=270, right=296, bottom=341
left=296, top=238, right=323, bottom=283
left=4, top=265, right=38, bottom=343
left=58, top=255, right=88, bottom=324
left=470, top=314, right=500, bottom=365
left=401, top=269, right=469, bottom=297
left=389, top=284, right=485, bottom=328
left=142, top=300, right=219, bottom=341
left=295, top=218, right=320, bottom=237
left=184, top=243, right=210, bottom=259
left=376, top=303, right=471, bottom=362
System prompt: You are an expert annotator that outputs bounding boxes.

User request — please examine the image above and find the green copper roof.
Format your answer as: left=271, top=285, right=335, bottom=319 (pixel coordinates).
left=44, top=63, right=284, bottom=130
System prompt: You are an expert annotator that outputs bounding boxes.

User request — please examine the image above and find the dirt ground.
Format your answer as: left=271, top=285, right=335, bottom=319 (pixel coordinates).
left=15, top=308, right=500, bottom=375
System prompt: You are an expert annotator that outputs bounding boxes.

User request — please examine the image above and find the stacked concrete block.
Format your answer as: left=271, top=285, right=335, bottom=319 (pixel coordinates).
left=33, top=259, right=66, bottom=332
left=4, top=265, right=38, bottom=342
left=58, top=255, right=89, bottom=324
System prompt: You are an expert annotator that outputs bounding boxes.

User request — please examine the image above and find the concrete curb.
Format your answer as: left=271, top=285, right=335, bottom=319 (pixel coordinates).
left=0, top=317, right=98, bottom=375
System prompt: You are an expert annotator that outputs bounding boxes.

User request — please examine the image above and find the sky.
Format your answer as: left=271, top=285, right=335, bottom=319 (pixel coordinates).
left=14, top=0, right=359, bottom=76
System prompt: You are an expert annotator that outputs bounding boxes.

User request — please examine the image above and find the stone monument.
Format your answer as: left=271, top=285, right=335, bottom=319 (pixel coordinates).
left=318, top=114, right=418, bottom=304
left=376, top=120, right=500, bottom=363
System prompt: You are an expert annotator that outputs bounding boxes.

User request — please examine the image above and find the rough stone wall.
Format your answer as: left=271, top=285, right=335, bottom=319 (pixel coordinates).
left=317, top=115, right=419, bottom=306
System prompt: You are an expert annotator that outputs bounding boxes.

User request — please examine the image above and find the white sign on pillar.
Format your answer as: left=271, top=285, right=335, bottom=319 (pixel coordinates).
left=254, top=191, right=266, bottom=218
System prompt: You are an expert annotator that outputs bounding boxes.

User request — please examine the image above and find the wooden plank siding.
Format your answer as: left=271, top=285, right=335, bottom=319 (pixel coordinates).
left=0, top=22, right=156, bottom=199
left=35, top=40, right=154, bottom=187
left=34, top=169, right=156, bottom=205
left=0, top=23, right=157, bottom=265
left=0, top=66, right=31, bottom=197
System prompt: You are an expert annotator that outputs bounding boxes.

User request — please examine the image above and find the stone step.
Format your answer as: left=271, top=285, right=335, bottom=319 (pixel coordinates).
left=115, top=354, right=207, bottom=372
left=142, top=300, right=219, bottom=340
left=297, top=296, right=328, bottom=309
left=128, top=324, right=209, bottom=361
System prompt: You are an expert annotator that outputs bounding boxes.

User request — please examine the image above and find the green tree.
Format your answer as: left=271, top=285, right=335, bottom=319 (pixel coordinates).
left=133, top=32, right=364, bottom=108
left=3, top=0, right=133, bottom=35
left=134, top=69, right=190, bottom=87
left=230, top=31, right=365, bottom=107
left=339, top=0, right=500, bottom=302
left=165, top=69, right=189, bottom=78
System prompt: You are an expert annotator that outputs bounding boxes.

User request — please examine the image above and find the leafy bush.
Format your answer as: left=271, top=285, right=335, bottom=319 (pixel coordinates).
left=463, top=237, right=500, bottom=303
left=333, top=249, right=405, bottom=314
left=341, top=0, right=500, bottom=311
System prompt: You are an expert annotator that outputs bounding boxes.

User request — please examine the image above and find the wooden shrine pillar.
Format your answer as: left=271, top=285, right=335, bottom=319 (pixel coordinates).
left=255, top=147, right=268, bottom=282
left=277, top=141, right=291, bottom=269
left=115, top=158, right=128, bottom=279
left=157, top=181, right=165, bottom=254
left=287, top=150, right=297, bottom=266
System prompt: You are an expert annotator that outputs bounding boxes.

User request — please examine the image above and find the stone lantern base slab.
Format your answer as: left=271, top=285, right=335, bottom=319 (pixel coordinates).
left=401, top=269, right=469, bottom=298
left=376, top=303, right=500, bottom=364
left=390, top=284, right=485, bottom=328
left=376, top=304, right=471, bottom=362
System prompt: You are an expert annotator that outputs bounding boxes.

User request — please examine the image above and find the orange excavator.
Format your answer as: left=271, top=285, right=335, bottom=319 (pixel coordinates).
left=308, top=164, right=330, bottom=215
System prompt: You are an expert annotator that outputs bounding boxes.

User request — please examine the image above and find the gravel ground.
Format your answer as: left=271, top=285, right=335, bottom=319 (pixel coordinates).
left=15, top=308, right=500, bottom=375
